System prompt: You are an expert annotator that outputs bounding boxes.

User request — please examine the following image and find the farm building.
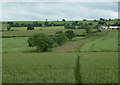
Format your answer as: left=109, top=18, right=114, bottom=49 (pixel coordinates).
left=99, top=26, right=108, bottom=29
left=99, top=26, right=120, bottom=30
left=109, top=26, right=120, bottom=29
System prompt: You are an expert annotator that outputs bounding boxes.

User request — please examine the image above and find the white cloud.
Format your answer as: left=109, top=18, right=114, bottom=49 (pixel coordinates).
left=1, top=2, right=118, bottom=21
left=1, top=0, right=120, bottom=2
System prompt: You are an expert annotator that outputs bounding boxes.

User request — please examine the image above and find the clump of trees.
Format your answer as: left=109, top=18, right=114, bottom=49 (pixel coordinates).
left=65, top=30, right=76, bottom=40
left=27, top=33, right=54, bottom=52
left=27, top=30, right=77, bottom=52
left=85, top=26, right=92, bottom=33
left=27, top=25, right=34, bottom=30
left=7, top=24, right=11, bottom=31
left=55, top=30, right=63, bottom=34
left=54, top=33, right=68, bottom=46
left=62, top=19, right=66, bottom=21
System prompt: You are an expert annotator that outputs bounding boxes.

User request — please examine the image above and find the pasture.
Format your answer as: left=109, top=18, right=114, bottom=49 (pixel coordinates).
left=79, top=30, right=118, bottom=52
left=2, top=27, right=85, bottom=37
left=2, top=52, right=118, bottom=83
left=2, top=25, right=119, bottom=83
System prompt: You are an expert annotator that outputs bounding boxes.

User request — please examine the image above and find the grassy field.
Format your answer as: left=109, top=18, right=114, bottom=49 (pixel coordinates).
left=2, top=37, right=35, bottom=53
left=2, top=24, right=119, bottom=83
left=79, top=30, right=118, bottom=52
left=3, top=53, right=77, bottom=83
left=2, top=52, right=118, bottom=83
left=2, top=27, right=85, bottom=37
left=2, top=20, right=97, bottom=25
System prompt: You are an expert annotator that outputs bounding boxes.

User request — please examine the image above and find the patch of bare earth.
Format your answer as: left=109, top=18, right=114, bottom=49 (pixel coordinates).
left=51, top=39, right=89, bottom=52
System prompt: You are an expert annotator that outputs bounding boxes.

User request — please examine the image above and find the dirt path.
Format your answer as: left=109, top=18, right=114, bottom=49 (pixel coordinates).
left=51, top=39, right=89, bottom=52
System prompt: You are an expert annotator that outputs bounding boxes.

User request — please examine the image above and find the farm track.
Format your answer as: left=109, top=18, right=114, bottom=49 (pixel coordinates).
left=51, top=39, right=89, bottom=53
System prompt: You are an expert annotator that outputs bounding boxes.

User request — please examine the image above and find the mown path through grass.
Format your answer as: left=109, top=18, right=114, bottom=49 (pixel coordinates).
left=79, top=30, right=118, bottom=52
left=51, top=39, right=89, bottom=52
left=52, top=30, right=118, bottom=53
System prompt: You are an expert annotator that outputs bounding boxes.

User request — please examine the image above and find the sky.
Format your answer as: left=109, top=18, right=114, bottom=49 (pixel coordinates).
left=1, top=0, right=119, bottom=21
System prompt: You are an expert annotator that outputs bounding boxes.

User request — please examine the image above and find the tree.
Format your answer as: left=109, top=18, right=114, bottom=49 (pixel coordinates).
left=27, top=25, right=34, bottom=30
left=55, top=31, right=63, bottom=34
left=7, top=22, right=14, bottom=27
left=94, top=25, right=99, bottom=29
left=62, top=19, right=66, bottom=21
left=64, top=24, right=70, bottom=29
left=85, top=26, right=92, bottom=33
left=71, top=25, right=76, bottom=29
left=83, top=19, right=87, bottom=21
left=75, top=21, right=78, bottom=24
left=94, top=19, right=97, bottom=22
left=7, top=24, right=11, bottom=31
left=65, top=30, right=76, bottom=40
left=14, top=23, right=19, bottom=27
left=33, top=21, right=39, bottom=26
left=100, top=18, right=105, bottom=21
left=109, top=18, right=111, bottom=21
left=54, top=33, right=68, bottom=46
left=45, top=21, right=49, bottom=26
left=27, top=33, right=54, bottom=52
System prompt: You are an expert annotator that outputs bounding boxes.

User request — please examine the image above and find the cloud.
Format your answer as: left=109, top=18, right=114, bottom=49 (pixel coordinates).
left=2, top=0, right=120, bottom=2
left=2, top=2, right=118, bottom=21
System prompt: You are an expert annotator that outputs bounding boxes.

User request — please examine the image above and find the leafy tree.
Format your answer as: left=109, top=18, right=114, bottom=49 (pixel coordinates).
left=27, top=33, right=54, bottom=52
left=88, top=23, right=93, bottom=25
left=75, top=21, right=78, bottom=24
left=14, top=23, right=19, bottom=27
left=94, top=19, right=97, bottom=22
left=109, top=18, right=111, bottom=21
left=94, top=25, right=99, bottom=29
left=98, top=21, right=106, bottom=25
left=64, top=24, right=70, bottom=29
left=7, top=22, right=14, bottom=27
left=83, top=19, right=87, bottom=21
left=27, top=25, right=34, bottom=30
left=79, top=24, right=88, bottom=29
left=45, top=21, right=49, bottom=26
left=100, top=18, right=105, bottom=21
left=33, top=21, right=39, bottom=26
left=71, top=25, right=76, bottom=29
left=85, top=26, right=92, bottom=33
left=7, top=24, right=11, bottom=31
left=55, top=31, right=63, bottom=34
left=62, top=19, right=66, bottom=21
left=54, top=33, right=68, bottom=46
left=65, top=30, right=76, bottom=40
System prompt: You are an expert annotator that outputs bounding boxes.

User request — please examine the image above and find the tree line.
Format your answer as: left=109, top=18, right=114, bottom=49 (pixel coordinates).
left=27, top=30, right=76, bottom=52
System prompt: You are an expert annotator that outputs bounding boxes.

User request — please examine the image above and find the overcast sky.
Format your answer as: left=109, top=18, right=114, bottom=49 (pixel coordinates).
left=1, top=0, right=119, bottom=21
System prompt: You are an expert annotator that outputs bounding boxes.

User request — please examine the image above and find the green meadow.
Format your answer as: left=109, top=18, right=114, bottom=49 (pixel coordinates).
left=2, top=26, right=85, bottom=37
left=3, top=52, right=118, bottom=83
left=2, top=21, right=119, bottom=83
